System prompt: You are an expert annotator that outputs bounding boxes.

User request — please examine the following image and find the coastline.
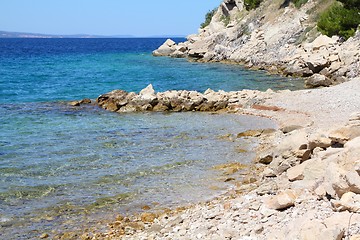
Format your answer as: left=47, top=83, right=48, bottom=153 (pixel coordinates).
left=65, top=77, right=360, bottom=239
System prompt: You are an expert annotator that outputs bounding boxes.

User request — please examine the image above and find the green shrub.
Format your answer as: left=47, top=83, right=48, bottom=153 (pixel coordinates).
left=291, top=0, right=308, bottom=8
left=338, top=0, right=360, bottom=8
left=201, top=8, right=217, bottom=29
left=244, top=0, right=263, bottom=10
left=317, top=1, right=360, bottom=40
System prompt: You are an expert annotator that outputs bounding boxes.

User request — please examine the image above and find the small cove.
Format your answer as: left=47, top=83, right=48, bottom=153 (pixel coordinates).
left=0, top=38, right=298, bottom=238
left=0, top=103, right=276, bottom=238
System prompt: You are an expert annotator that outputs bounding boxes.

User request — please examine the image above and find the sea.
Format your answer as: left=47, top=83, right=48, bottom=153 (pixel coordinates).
left=0, top=38, right=303, bottom=239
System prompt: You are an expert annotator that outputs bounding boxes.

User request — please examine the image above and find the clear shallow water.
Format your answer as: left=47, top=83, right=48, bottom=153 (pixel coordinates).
left=0, top=38, right=295, bottom=238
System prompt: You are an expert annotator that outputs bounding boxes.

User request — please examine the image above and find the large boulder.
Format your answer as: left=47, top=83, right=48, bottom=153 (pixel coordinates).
left=97, top=90, right=130, bottom=112
left=305, top=74, right=333, bottom=88
left=304, top=35, right=337, bottom=51
left=153, top=39, right=177, bottom=56
left=264, top=189, right=297, bottom=210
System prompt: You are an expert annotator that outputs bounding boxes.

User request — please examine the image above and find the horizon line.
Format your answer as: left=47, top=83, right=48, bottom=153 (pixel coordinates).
left=0, top=30, right=188, bottom=39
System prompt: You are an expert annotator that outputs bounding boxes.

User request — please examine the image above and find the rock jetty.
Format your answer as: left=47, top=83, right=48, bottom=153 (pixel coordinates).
left=96, top=84, right=275, bottom=113
left=153, top=0, right=360, bottom=88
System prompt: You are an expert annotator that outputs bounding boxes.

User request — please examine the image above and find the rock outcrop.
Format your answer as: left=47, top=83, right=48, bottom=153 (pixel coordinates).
left=153, top=0, right=360, bottom=87
left=96, top=84, right=274, bottom=113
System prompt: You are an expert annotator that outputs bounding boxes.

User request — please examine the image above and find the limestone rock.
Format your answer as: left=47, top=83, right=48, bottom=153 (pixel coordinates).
left=299, top=219, right=344, bottom=240
left=308, top=35, right=337, bottom=51
left=308, top=132, right=332, bottom=150
left=97, top=89, right=129, bottom=112
left=139, top=84, right=156, bottom=101
left=346, top=171, right=360, bottom=194
left=280, top=125, right=303, bottom=134
left=287, top=164, right=305, bottom=181
left=153, top=39, right=177, bottom=56
left=329, top=125, right=360, bottom=145
left=331, top=192, right=360, bottom=212
left=264, top=189, right=297, bottom=210
left=305, top=74, right=332, bottom=88
left=69, top=101, right=80, bottom=106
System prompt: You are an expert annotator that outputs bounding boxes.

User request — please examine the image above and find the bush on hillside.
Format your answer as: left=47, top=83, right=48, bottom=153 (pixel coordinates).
left=317, top=1, right=360, bottom=40
left=338, top=0, right=360, bottom=8
left=201, top=8, right=217, bottom=29
left=244, top=0, right=263, bottom=10
left=291, top=0, right=308, bottom=8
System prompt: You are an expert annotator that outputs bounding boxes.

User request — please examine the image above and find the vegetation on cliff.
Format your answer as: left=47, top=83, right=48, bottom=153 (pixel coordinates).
left=244, top=0, right=263, bottom=10
left=244, top=0, right=308, bottom=10
left=200, top=8, right=217, bottom=29
left=317, top=0, right=360, bottom=39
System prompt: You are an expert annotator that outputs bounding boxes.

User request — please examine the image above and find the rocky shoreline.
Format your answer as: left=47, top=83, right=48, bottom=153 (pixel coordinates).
left=94, top=84, right=277, bottom=113
left=63, top=78, right=360, bottom=240
left=153, top=0, right=360, bottom=89
left=60, top=0, right=360, bottom=237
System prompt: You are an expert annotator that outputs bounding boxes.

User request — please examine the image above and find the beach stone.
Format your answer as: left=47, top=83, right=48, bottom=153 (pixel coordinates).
left=280, top=125, right=303, bottom=134
left=308, top=132, right=332, bottom=150
left=346, top=171, right=360, bottom=194
left=287, top=164, right=305, bottom=181
left=262, top=167, right=276, bottom=177
left=329, top=125, right=360, bottom=144
left=39, top=233, right=49, bottom=239
left=305, top=74, right=332, bottom=88
left=257, top=152, right=273, bottom=164
left=264, top=189, right=297, bottom=210
left=331, top=192, right=360, bottom=212
left=314, top=184, right=327, bottom=198
left=237, top=129, right=263, bottom=138
left=69, top=101, right=80, bottom=106
left=141, top=213, right=157, bottom=223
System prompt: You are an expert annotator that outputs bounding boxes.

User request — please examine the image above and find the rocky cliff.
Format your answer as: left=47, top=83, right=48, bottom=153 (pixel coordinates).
left=153, top=0, right=360, bottom=88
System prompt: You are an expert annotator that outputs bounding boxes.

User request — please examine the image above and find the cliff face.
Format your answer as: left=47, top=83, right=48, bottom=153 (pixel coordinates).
left=154, top=0, right=360, bottom=88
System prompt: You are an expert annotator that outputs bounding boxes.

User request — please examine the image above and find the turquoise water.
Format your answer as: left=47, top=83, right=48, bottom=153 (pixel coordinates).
left=0, top=38, right=297, bottom=239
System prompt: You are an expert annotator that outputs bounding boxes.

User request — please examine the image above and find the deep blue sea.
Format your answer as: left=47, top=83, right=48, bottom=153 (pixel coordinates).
left=0, top=38, right=301, bottom=239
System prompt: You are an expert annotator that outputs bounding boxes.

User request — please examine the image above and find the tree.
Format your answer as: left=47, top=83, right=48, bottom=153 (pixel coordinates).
left=244, top=0, right=263, bottom=10
left=338, top=0, right=360, bottom=9
left=201, top=8, right=217, bottom=29
left=317, top=1, right=360, bottom=40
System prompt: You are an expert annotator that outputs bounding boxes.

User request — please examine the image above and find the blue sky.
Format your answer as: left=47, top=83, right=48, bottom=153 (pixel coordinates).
left=0, top=0, right=221, bottom=36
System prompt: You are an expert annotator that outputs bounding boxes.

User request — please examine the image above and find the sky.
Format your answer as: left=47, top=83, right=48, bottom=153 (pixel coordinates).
left=0, top=0, right=221, bottom=37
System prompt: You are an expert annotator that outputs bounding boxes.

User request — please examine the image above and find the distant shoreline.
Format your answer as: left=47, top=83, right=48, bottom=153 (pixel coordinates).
left=0, top=30, right=186, bottom=39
